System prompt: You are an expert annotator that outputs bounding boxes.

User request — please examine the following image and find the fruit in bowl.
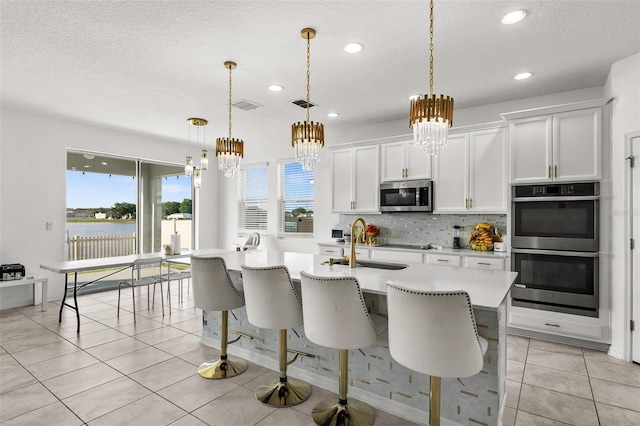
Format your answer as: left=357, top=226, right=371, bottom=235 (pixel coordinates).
left=469, top=222, right=501, bottom=251
left=365, top=224, right=380, bottom=236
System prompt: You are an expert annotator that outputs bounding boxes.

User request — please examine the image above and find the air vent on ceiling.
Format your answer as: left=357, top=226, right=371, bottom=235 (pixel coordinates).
left=232, top=99, right=263, bottom=111
left=292, top=99, right=317, bottom=108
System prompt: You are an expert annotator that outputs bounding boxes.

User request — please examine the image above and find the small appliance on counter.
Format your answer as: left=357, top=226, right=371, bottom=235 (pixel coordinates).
left=331, top=229, right=344, bottom=243
left=452, top=225, right=461, bottom=249
left=1, top=264, right=25, bottom=281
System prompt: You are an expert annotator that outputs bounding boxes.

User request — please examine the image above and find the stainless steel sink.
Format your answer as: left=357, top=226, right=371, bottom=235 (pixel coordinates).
left=324, top=259, right=408, bottom=270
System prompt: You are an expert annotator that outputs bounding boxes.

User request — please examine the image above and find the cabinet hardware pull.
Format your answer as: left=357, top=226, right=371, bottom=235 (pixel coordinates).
left=478, top=262, right=490, bottom=265
left=437, top=259, right=449, bottom=262
left=554, top=165, right=558, bottom=178
left=465, top=199, right=468, bottom=209
left=548, top=165, right=551, bottom=178
left=544, top=322, right=560, bottom=328
left=469, top=198, right=472, bottom=208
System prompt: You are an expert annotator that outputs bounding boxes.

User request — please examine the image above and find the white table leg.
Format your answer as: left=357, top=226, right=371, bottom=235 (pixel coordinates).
left=41, top=279, right=48, bottom=312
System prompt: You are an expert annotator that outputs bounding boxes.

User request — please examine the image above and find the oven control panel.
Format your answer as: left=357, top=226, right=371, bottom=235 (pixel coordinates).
left=513, top=182, right=599, bottom=198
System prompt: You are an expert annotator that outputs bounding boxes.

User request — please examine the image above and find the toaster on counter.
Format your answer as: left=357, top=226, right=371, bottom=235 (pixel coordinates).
left=1, top=264, right=25, bottom=281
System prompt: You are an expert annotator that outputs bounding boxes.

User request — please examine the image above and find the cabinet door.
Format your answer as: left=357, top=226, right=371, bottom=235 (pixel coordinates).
left=406, top=143, right=432, bottom=180
left=509, top=115, right=553, bottom=183
left=353, top=146, right=380, bottom=212
left=433, top=133, right=468, bottom=213
left=380, top=142, right=405, bottom=182
left=553, top=108, right=602, bottom=182
left=331, top=149, right=354, bottom=213
left=469, top=128, right=508, bottom=213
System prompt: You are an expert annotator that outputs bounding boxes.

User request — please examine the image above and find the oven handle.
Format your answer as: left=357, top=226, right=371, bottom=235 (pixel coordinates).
left=511, top=248, right=599, bottom=257
left=512, top=196, right=600, bottom=202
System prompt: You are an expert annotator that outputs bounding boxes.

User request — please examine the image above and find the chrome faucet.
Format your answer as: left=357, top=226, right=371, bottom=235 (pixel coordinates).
left=350, top=217, right=366, bottom=268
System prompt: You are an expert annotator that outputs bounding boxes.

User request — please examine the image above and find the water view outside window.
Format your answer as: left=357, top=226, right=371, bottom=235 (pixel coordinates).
left=281, top=161, right=314, bottom=235
left=66, top=152, right=191, bottom=260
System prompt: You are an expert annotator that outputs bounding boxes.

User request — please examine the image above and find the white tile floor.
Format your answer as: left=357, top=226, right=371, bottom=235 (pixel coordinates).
left=1, top=282, right=639, bottom=425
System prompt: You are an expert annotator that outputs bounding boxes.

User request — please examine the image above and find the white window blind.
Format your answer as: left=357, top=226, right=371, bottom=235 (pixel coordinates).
left=238, top=165, right=268, bottom=231
left=279, top=161, right=314, bottom=236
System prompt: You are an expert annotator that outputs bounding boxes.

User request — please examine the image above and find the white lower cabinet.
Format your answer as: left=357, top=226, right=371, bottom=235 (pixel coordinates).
left=425, top=253, right=462, bottom=267
left=464, top=256, right=505, bottom=270
left=371, top=250, right=423, bottom=264
left=352, top=248, right=370, bottom=260
left=319, top=246, right=344, bottom=257
left=508, top=307, right=606, bottom=342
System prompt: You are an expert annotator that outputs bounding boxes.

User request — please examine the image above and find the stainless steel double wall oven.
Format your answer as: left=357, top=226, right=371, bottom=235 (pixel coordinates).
left=511, top=182, right=600, bottom=317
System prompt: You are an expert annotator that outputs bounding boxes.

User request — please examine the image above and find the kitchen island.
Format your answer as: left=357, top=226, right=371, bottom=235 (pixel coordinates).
left=193, top=250, right=517, bottom=426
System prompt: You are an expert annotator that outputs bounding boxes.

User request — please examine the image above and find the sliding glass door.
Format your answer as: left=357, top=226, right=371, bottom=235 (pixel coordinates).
left=66, top=151, right=193, bottom=260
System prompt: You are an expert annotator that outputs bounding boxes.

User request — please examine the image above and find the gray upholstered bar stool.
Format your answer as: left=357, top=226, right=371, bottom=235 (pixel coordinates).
left=241, top=265, right=312, bottom=407
left=191, top=256, right=247, bottom=379
left=300, top=271, right=388, bottom=426
left=386, top=284, right=488, bottom=426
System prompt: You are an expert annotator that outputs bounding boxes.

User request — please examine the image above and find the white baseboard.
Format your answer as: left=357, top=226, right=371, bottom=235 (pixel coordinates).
left=201, top=336, right=463, bottom=426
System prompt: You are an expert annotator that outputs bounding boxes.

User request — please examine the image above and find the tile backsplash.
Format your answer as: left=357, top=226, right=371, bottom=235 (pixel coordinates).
left=338, top=213, right=507, bottom=249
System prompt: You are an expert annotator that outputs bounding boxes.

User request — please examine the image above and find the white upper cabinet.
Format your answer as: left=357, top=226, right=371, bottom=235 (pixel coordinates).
left=331, top=145, right=380, bottom=213
left=380, top=140, right=432, bottom=182
left=553, top=108, right=602, bottom=182
left=507, top=106, right=603, bottom=184
left=433, top=126, right=508, bottom=214
left=509, top=115, right=553, bottom=183
left=469, top=127, right=509, bottom=212
left=433, top=133, right=468, bottom=213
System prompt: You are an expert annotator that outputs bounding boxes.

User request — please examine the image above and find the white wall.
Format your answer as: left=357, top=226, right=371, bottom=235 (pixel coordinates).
left=0, top=107, right=197, bottom=309
left=604, top=52, right=640, bottom=359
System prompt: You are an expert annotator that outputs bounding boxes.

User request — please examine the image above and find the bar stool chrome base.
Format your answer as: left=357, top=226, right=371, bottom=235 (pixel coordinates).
left=256, top=377, right=311, bottom=407
left=198, top=356, right=247, bottom=379
left=312, top=398, right=374, bottom=426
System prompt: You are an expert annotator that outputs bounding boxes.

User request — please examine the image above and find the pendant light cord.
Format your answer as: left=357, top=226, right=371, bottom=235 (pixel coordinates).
left=306, top=32, right=311, bottom=126
left=228, top=65, right=233, bottom=140
left=429, top=0, right=434, bottom=97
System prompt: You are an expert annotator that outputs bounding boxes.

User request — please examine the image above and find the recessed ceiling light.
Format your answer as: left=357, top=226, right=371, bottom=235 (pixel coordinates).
left=327, top=112, right=339, bottom=118
left=100, top=161, right=108, bottom=166
left=502, top=10, right=527, bottom=25
left=344, top=43, right=363, bottom=54
left=268, top=84, right=283, bottom=92
left=83, top=154, right=95, bottom=160
left=514, top=72, right=533, bottom=80
left=83, top=165, right=91, bottom=168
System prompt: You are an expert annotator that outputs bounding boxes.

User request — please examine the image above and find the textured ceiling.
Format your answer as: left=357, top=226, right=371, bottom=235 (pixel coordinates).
left=2, top=1, right=639, bottom=147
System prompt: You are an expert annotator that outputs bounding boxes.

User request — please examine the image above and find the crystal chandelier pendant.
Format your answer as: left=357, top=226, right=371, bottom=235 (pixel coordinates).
left=193, top=168, right=202, bottom=189
left=292, top=120, right=324, bottom=171
left=409, top=0, right=454, bottom=156
left=200, top=149, right=209, bottom=170
left=291, top=28, right=324, bottom=171
left=216, top=138, right=243, bottom=178
left=216, top=61, right=244, bottom=178
left=185, top=155, right=194, bottom=177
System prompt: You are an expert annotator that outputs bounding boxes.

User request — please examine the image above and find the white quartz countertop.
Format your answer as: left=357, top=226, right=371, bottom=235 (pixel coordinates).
left=317, top=241, right=509, bottom=257
left=190, top=249, right=517, bottom=310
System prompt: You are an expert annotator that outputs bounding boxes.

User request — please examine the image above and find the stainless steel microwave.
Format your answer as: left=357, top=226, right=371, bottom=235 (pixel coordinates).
left=380, top=180, right=433, bottom=212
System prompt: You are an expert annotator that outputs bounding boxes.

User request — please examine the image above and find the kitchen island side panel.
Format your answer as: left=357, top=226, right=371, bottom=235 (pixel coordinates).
left=201, top=276, right=505, bottom=426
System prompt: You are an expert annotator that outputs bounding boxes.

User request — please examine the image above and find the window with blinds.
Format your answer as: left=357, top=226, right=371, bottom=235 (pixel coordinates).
left=279, top=161, right=314, bottom=236
left=238, top=165, right=268, bottom=231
